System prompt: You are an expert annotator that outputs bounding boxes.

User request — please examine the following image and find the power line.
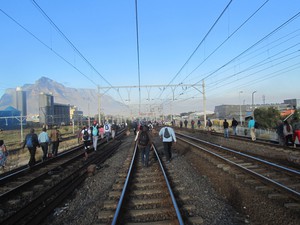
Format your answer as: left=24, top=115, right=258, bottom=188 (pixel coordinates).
left=157, top=0, right=234, bottom=99
left=206, top=43, right=300, bottom=88
left=198, top=10, right=300, bottom=82
left=0, top=9, right=98, bottom=87
left=181, top=0, right=270, bottom=83
left=31, top=0, right=114, bottom=89
left=134, top=0, right=142, bottom=115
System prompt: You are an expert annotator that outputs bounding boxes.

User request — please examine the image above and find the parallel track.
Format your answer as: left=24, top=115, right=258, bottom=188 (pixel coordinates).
left=177, top=132, right=300, bottom=209
left=0, top=131, right=125, bottom=225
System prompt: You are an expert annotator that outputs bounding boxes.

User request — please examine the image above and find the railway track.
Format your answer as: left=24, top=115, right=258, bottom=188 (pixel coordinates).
left=98, top=142, right=183, bottom=224
left=175, top=127, right=299, bottom=151
left=176, top=132, right=300, bottom=210
left=0, top=130, right=125, bottom=225
left=97, top=140, right=204, bottom=225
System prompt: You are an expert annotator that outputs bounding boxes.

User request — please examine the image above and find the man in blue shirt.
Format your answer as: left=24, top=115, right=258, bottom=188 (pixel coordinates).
left=248, top=117, right=256, bottom=141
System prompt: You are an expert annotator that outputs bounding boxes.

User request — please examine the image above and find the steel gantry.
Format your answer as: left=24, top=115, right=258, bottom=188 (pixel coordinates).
left=97, top=82, right=208, bottom=126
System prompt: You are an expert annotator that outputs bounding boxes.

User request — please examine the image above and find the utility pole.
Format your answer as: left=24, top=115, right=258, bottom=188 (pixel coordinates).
left=203, top=80, right=206, bottom=128
left=239, top=91, right=243, bottom=126
left=20, top=111, right=23, bottom=143
left=252, top=91, right=257, bottom=118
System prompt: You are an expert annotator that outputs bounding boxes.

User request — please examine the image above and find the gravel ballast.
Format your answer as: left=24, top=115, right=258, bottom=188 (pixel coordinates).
left=42, top=133, right=300, bottom=225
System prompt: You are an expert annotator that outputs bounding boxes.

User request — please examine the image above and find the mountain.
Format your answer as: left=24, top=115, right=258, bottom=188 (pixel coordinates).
left=0, top=77, right=127, bottom=116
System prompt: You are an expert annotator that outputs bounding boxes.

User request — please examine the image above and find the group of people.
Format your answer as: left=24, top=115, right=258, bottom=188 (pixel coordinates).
left=276, top=119, right=299, bottom=146
left=22, top=126, right=61, bottom=167
left=221, top=117, right=239, bottom=138
left=222, top=117, right=256, bottom=140
left=135, top=122, right=176, bottom=167
left=79, top=121, right=118, bottom=160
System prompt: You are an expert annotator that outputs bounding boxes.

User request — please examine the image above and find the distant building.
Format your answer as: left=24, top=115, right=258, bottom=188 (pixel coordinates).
left=214, top=99, right=297, bottom=122
left=54, top=103, right=70, bottom=125
left=0, top=106, right=21, bottom=130
left=39, top=92, right=54, bottom=125
left=70, top=105, right=83, bottom=125
left=214, top=105, right=241, bottom=120
left=14, top=87, right=27, bottom=116
left=39, top=92, right=71, bottom=126
left=283, top=99, right=300, bottom=109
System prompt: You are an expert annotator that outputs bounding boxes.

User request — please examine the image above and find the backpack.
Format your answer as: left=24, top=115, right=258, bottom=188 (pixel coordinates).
left=164, top=127, right=171, bottom=138
left=26, top=135, right=33, bottom=148
left=83, top=130, right=89, bottom=141
left=138, top=131, right=149, bottom=146
left=105, top=124, right=109, bottom=131
left=92, top=126, right=98, bottom=136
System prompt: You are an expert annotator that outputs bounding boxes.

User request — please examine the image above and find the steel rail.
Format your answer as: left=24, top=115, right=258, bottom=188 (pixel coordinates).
left=111, top=142, right=138, bottom=225
left=177, top=134, right=300, bottom=201
left=1, top=135, right=124, bottom=225
left=152, top=143, right=184, bottom=225
left=178, top=132, right=300, bottom=176
left=111, top=143, right=184, bottom=225
left=0, top=130, right=126, bottom=225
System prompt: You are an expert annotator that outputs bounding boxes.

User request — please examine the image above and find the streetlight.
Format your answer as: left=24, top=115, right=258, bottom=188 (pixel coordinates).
left=239, top=91, right=243, bottom=126
left=252, top=91, right=257, bottom=117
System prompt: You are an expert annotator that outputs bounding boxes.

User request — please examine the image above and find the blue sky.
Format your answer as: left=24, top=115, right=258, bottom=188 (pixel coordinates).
left=0, top=0, right=300, bottom=113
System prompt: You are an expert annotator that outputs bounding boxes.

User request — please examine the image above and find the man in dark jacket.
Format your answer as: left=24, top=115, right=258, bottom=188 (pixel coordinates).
left=231, top=118, right=238, bottom=135
left=23, top=128, right=40, bottom=167
left=223, top=119, right=229, bottom=138
left=136, top=125, right=153, bottom=167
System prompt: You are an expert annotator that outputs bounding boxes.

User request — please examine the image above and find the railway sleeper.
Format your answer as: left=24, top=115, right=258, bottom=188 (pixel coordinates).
left=122, top=208, right=177, bottom=223
left=284, top=202, right=300, bottom=210
left=129, top=189, right=169, bottom=200
left=130, top=181, right=167, bottom=190
left=255, top=185, right=274, bottom=192
left=132, top=176, right=165, bottom=183
left=268, top=193, right=290, bottom=200
left=127, top=198, right=173, bottom=209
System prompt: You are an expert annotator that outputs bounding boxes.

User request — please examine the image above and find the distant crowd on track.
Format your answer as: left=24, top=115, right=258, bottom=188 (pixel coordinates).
left=160, top=116, right=300, bottom=148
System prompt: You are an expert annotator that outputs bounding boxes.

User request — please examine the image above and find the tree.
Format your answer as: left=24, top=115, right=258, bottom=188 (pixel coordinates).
left=254, top=107, right=281, bottom=129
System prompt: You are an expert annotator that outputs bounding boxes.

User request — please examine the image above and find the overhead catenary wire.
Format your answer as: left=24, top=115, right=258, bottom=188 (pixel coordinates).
left=208, top=53, right=300, bottom=93
left=0, top=9, right=97, bottom=87
left=31, top=0, right=115, bottom=90
left=31, top=0, right=132, bottom=109
left=198, top=10, right=300, bottom=82
left=156, top=0, right=234, bottom=100
left=171, top=46, right=300, bottom=106
left=206, top=61, right=300, bottom=102
left=206, top=43, right=300, bottom=88
left=196, top=30, right=300, bottom=91
left=1, top=7, right=130, bottom=117
left=163, top=3, right=300, bottom=105
left=171, top=11, right=300, bottom=103
left=180, top=0, right=270, bottom=83
left=134, top=0, right=142, bottom=116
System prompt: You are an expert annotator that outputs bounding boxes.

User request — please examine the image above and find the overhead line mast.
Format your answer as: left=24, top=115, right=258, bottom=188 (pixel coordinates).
left=99, top=83, right=205, bottom=120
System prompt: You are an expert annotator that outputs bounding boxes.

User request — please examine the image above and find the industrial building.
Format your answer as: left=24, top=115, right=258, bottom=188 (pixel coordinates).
left=214, top=99, right=299, bottom=123
left=14, top=87, right=27, bottom=117
left=39, top=92, right=72, bottom=126
left=0, top=106, right=21, bottom=130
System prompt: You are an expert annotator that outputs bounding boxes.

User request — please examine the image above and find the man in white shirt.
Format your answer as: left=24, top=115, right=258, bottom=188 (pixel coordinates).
left=159, top=125, right=176, bottom=163
left=104, top=122, right=111, bottom=142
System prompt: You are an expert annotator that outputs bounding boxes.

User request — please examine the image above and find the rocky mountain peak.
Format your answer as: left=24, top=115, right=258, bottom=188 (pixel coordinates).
left=0, top=77, right=126, bottom=116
